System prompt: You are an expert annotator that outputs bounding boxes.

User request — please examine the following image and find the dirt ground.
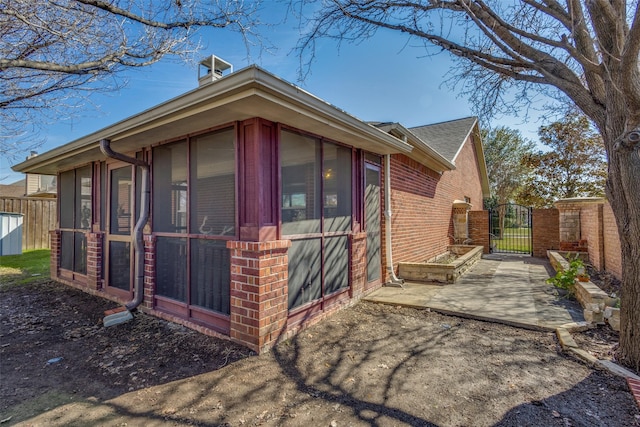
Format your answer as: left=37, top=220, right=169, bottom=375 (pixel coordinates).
left=1, top=280, right=639, bottom=427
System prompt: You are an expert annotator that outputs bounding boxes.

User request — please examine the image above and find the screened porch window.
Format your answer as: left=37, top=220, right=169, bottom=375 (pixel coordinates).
left=152, top=128, right=235, bottom=322
left=59, top=165, right=92, bottom=274
left=281, top=130, right=352, bottom=310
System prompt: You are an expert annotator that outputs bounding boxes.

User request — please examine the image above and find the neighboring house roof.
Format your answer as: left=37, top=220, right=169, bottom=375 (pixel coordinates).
left=12, top=66, right=413, bottom=175
left=0, top=179, right=25, bottom=197
left=410, top=117, right=479, bottom=163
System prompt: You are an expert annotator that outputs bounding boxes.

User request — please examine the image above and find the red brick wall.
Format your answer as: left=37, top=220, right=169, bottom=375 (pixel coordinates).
left=143, top=234, right=155, bottom=310
left=86, top=232, right=103, bottom=290
left=532, top=209, right=559, bottom=257
left=349, top=232, right=367, bottom=298
left=49, top=229, right=60, bottom=279
left=580, top=203, right=605, bottom=270
left=603, top=202, right=622, bottom=279
left=227, top=240, right=290, bottom=353
left=469, top=210, right=489, bottom=253
left=385, top=136, right=484, bottom=278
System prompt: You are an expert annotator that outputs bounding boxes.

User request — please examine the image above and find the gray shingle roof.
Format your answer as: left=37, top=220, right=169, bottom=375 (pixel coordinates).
left=0, top=179, right=25, bottom=198
left=409, top=117, right=477, bottom=163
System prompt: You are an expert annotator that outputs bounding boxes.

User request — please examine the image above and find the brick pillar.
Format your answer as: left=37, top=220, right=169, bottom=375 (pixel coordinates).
left=350, top=232, right=367, bottom=297
left=86, top=232, right=103, bottom=290
left=468, top=211, right=490, bottom=253
left=452, top=201, right=472, bottom=243
left=554, top=197, right=604, bottom=252
left=49, top=230, right=60, bottom=279
left=227, top=240, right=291, bottom=353
left=143, top=234, right=155, bottom=310
left=532, top=209, right=559, bottom=257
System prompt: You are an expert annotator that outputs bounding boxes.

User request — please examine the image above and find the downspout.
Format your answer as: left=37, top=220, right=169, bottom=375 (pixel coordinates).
left=384, top=154, right=404, bottom=287
left=100, top=138, right=150, bottom=314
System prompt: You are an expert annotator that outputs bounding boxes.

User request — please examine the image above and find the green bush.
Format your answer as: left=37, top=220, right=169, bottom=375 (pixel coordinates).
left=547, top=256, right=584, bottom=297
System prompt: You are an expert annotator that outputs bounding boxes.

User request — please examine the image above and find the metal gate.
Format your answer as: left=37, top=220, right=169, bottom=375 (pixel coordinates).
left=489, top=204, right=532, bottom=255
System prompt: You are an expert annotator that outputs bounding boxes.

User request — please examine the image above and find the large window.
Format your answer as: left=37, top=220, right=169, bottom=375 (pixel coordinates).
left=59, top=165, right=92, bottom=274
left=281, top=130, right=352, bottom=311
left=152, top=128, right=235, bottom=325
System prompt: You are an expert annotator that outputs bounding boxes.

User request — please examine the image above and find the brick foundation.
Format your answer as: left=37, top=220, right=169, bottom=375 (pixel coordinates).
left=143, top=234, right=155, bottom=310
left=350, top=232, right=368, bottom=297
left=227, top=240, right=291, bottom=353
left=49, top=230, right=60, bottom=279
left=86, top=232, right=103, bottom=290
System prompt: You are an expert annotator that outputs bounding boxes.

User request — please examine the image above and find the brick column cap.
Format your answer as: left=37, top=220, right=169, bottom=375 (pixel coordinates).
left=226, top=240, right=291, bottom=251
left=554, top=197, right=605, bottom=209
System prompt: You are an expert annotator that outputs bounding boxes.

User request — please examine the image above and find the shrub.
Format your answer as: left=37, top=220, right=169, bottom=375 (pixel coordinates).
left=547, top=256, right=584, bottom=297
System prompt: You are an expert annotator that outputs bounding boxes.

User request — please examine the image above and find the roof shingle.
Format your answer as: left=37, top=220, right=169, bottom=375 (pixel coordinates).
left=409, top=117, right=477, bottom=163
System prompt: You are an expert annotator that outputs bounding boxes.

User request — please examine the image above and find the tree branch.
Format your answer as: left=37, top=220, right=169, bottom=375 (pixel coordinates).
left=621, top=2, right=640, bottom=120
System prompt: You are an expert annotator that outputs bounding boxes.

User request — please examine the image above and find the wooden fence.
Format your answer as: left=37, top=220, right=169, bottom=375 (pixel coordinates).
left=0, top=197, right=56, bottom=251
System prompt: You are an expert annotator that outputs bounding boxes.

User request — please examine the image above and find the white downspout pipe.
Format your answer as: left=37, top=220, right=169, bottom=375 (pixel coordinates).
left=384, top=154, right=404, bottom=287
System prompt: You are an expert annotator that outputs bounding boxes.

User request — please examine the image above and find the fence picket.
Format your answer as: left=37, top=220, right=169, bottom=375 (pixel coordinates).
left=0, top=197, right=56, bottom=250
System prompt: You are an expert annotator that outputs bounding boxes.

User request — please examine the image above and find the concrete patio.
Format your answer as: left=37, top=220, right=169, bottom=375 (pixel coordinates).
left=366, top=254, right=585, bottom=331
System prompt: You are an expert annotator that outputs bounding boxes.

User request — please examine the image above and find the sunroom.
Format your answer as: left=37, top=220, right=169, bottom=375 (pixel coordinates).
left=14, top=64, right=414, bottom=352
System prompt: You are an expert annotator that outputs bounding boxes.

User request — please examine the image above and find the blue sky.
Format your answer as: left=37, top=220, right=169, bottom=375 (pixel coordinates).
left=1, top=6, right=549, bottom=184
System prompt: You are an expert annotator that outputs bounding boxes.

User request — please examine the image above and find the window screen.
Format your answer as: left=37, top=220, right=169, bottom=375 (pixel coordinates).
left=59, top=170, right=74, bottom=229
left=281, top=131, right=321, bottom=235
left=100, top=162, right=106, bottom=231
left=324, top=235, right=349, bottom=294
left=110, top=166, right=132, bottom=235
left=60, top=231, right=74, bottom=270
left=287, top=238, right=322, bottom=310
left=109, top=241, right=130, bottom=291
left=190, top=239, right=230, bottom=314
left=156, top=237, right=187, bottom=302
left=59, top=166, right=92, bottom=274
left=75, top=165, right=92, bottom=230
left=323, top=143, right=352, bottom=233
left=365, top=166, right=381, bottom=282
left=74, top=232, right=87, bottom=274
left=190, top=129, right=235, bottom=236
left=153, top=141, right=188, bottom=233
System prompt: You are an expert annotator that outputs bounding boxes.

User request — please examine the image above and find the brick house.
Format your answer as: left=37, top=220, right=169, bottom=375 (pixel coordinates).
left=13, top=59, right=489, bottom=353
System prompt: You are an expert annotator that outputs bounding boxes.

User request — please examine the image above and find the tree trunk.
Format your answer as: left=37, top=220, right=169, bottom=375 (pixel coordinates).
left=604, top=129, right=640, bottom=372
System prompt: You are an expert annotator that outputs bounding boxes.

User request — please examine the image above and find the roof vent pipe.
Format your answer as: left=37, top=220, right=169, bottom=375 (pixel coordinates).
left=100, top=139, right=150, bottom=323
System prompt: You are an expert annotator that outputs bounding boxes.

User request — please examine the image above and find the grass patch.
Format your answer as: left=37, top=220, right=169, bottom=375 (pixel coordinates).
left=0, top=249, right=51, bottom=287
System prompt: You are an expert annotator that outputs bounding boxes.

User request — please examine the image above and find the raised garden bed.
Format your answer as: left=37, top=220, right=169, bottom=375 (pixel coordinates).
left=398, top=245, right=483, bottom=284
left=547, top=250, right=620, bottom=330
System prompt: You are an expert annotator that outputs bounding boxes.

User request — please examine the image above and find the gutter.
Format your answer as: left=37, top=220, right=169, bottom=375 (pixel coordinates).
left=100, top=139, right=149, bottom=324
left=384, top=154, right=404, bottom=288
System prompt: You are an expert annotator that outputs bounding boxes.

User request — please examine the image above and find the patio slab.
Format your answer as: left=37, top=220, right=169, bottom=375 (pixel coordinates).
left=365, top=254, right=584, bottom=331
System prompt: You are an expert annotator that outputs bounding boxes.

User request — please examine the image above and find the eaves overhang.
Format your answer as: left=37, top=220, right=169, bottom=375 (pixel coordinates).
left=13, top=66, right=413, bottom=175
left=374, top=123, right=455, bottom=173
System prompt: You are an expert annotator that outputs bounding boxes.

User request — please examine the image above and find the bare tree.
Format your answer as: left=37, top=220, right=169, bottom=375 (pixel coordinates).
left=296, top=0, right=640, bottom=370
left=0, top=0, right=264, bottom=159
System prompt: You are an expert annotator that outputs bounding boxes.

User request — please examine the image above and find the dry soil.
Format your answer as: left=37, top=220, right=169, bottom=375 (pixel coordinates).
left=1, top=280, right=639, bottom=426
